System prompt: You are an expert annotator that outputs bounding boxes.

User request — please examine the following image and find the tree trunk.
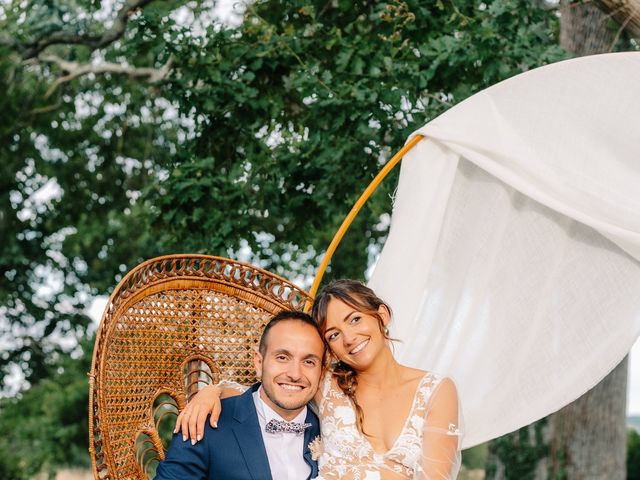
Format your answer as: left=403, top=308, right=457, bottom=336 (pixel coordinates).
left=486, top=2, right=629, bottom=478
left=594, top=0, right=640, bottom=39
left=547, top=357, right=628, bottom=479
left=486, top=358, right=628, bottom=479
left=559, top=0, right=617, bottom=54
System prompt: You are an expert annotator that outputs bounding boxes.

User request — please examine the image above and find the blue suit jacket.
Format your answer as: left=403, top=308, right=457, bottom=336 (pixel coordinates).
left=155, top=384, right=320, bottom=480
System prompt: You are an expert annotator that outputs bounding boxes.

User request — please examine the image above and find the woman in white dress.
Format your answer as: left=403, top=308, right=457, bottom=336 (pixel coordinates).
left=177, top=280, right=462, bottom=479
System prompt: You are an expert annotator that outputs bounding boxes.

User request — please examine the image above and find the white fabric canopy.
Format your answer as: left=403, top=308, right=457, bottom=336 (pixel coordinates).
left=369, top=52, right=640, bottom=449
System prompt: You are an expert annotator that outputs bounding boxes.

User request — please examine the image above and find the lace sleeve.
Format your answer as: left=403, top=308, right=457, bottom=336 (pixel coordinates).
left=413, top=377, right=463, bottom=480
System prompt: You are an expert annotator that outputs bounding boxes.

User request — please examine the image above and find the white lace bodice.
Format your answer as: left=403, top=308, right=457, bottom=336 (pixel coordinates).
left=316, top=371, right=457, bottom=480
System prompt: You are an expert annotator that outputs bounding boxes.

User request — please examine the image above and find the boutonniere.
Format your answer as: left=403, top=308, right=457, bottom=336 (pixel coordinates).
left=307, top=435, right=323, bottom=461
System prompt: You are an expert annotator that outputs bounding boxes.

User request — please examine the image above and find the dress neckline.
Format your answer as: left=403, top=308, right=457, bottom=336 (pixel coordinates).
left=363, top=371, right=431, bottom=456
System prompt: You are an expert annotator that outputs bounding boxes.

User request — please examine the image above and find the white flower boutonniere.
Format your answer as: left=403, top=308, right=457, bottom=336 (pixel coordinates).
left=308, top=435, right=323, bottom=461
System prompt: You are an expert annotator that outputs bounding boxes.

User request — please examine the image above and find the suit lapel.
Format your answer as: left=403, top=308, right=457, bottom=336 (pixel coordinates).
left=232, top=385, right=273, bottom=480
left=302, top=408, right=320, bottom=480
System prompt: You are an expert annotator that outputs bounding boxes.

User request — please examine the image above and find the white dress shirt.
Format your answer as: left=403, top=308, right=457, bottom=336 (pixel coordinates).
left=253, top=387, right=311, bottom=480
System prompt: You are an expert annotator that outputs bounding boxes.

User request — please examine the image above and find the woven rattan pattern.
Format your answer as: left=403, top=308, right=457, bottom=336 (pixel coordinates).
left=89, top=255, right=310, bottom=479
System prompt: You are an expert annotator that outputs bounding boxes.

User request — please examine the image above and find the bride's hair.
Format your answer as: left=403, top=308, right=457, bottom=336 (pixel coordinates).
left=311, top=279, right=393, bottom=434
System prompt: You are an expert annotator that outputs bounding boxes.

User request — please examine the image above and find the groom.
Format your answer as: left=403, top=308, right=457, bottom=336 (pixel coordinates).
left=155, top=310, right=325, bottom=480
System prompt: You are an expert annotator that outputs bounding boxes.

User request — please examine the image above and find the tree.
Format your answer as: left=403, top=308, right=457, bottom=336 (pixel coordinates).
left=0, top=0, right=568, bottom=393
left=595, top=0, right=640, bottom=39
left=0, top=336, right=93, bottom=478
left=0, top=0, right=184, bottom=390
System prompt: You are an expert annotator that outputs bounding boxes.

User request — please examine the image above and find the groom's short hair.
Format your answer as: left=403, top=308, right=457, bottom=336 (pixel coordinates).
left=258, top=310, right=325, bottom=360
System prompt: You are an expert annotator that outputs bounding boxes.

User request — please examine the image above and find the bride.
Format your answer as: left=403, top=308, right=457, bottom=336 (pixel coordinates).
left=176, top=279, right=462, bottom=479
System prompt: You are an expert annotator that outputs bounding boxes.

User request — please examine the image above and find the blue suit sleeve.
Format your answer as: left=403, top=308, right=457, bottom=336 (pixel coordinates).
left=154, top=432, right=210, bottom=480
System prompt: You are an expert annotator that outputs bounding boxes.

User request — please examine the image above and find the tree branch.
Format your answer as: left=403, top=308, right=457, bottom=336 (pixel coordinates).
left=11, top=0, right=156, bottom=59
left=30, top=100, right=63, bottom=115
left=594, top=0, right=640, bottom=38
left=39, top=54, right=175, bottom=98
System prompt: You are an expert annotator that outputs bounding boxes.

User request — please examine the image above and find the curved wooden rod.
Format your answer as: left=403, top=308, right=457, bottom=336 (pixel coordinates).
left=306, top=134, right=424, bottom=305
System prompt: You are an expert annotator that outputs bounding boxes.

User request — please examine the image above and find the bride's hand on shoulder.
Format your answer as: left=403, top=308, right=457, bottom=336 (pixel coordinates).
left=174, top=384, right=222, bottom=444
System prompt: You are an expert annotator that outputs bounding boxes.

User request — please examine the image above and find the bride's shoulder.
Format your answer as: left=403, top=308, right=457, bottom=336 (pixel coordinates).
left=399, top=365, right=429, bottom=383
left=407, top=366, right=428, bottom=378
left=402, top=367, right=457, bottom=394
left=404, top=366, right=454, bottom=382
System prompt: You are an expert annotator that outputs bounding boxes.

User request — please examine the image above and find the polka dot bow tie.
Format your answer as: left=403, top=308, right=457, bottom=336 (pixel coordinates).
left=265, top=418, right=312, bottom=435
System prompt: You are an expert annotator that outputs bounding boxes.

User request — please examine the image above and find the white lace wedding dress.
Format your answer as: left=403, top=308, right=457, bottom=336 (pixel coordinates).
left=315, top=372, right=462, bottom=480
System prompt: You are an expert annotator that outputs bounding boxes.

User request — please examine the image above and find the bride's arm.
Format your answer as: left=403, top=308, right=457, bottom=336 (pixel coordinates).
left=176, top=369, right=329, bottom=443
left=415, top=377, right=463, bottom=479
left=174, top=380, right=248, bottom=444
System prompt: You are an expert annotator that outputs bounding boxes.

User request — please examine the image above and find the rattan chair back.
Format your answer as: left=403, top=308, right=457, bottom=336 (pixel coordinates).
left=88, top=255, right=310, bottom=479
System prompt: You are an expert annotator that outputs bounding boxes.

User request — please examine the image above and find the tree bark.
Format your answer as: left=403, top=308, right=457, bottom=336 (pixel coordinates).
left=486, top=2, right=630, bottom=478
left=559, top=0, right=618, bottom=54
left=547, top=357, right=628, bottom=479
left=594, top=0, right=640, bottom=39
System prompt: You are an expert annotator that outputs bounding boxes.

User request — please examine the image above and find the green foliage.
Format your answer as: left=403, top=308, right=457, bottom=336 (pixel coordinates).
left=462, top=442, right=488, bottom=469
left=0, top=337, right=93, bottom=478
left=485, top=418, right=550, bottom=480
left=0, top=448, right=28, bottom=480
left=629, top=429, right=640, bottom=480
left=0, top=2, right=175, bottom=389
left=148, top=0, right=569, bottom=277
left=0, top=0, right=570, bottom=393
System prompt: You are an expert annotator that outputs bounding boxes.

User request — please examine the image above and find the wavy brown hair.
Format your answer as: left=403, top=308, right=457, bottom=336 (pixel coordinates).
left=311, top=279, right=393, bottom=435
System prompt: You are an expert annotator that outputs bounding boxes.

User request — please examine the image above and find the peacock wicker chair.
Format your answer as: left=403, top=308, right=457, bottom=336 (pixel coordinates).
left=88, top=137, right=423, bottom=479
left=88, top=254, right=311, bottom=479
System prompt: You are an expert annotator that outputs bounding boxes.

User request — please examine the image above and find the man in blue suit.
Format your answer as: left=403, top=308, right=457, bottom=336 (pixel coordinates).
left=156, top=310, right=325, bottom=480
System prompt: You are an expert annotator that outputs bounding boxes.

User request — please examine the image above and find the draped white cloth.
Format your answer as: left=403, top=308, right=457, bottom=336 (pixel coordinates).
left=369, top=52, right=640, bottom=449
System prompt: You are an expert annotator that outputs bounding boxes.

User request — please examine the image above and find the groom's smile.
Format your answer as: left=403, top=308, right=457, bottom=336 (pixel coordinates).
left=254, top=319, right=324, bottom=420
